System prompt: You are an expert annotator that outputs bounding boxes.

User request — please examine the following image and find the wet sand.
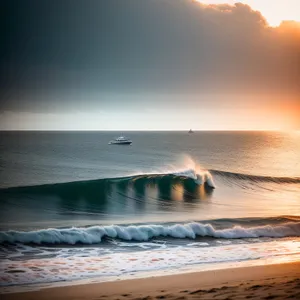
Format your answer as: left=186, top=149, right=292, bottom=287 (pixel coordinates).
left=2, top=262, right=300, bottom=300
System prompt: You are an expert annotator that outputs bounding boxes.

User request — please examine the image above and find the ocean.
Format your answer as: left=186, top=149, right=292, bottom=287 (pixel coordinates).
left=0, top=131, right=299, bottom=291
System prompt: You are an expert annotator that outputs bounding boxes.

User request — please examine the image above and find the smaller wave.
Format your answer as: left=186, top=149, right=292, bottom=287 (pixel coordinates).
left=210, top=170, right=300, bottom=184
left=1, top=221, right=299, bottom=245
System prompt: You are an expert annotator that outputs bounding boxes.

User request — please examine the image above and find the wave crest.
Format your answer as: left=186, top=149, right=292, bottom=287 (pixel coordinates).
left=1, top=169, right=215, bottom=190
left=1, top=221, right=299, bottom=245
left=211, top=170, right=300, bottom=184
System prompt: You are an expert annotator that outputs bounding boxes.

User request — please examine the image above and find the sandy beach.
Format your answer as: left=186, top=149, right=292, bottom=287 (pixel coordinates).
left=2, top=262, right=300, bottom=300
left=2, top=0, right=300, bottom=298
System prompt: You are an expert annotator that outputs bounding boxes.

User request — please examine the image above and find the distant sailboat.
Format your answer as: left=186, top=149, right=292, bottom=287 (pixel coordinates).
left=188, top=129, right=194, bottom=133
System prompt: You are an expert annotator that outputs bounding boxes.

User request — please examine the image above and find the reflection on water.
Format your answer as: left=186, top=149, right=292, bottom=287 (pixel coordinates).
left=0, top=176, right=214, bottom=229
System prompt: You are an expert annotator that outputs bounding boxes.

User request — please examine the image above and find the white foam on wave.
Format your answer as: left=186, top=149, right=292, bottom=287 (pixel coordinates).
left=195, top=172, right=216, bottom=188
left=1, top=222, right=299, bottom=245
left=129, top=155, right=215, bottom=188
left=1, top=239, right=300, bottom=288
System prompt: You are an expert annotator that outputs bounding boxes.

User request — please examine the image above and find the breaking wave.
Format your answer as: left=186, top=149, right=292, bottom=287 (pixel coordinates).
left=0, top=169, right=215, bottom=194
left=1, top=167, right=298, bottom=196
left=1, top=220, right=299, bottom=245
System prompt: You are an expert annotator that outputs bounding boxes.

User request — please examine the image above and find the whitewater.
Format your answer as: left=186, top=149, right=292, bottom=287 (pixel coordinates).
left=1, top=220, right=300, bottom=244
left=0, top=131, right=299, bottom=291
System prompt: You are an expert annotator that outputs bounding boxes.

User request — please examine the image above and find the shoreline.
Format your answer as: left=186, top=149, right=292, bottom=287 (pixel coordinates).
left=2, top=261, right=300, bottom=300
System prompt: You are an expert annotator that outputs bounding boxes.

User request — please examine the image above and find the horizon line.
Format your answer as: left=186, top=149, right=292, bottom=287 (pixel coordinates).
left=0, top=129, right=288, bottom=132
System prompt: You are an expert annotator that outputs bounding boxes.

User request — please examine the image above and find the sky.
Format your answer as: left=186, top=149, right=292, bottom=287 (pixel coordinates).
left=0, top=0, right=299, bottom=130
left=197, top=0, right=300, bottom=26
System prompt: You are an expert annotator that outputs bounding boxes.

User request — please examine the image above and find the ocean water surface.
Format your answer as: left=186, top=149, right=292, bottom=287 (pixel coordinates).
left=0, top=131, right=299, bottom=291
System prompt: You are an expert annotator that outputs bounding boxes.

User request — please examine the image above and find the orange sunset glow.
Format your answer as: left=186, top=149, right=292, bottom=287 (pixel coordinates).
left=1, top=0, right=300, bottom=131
left=194, top=0, right=300, bottom=26
left=0, top=2, right=300, bottom=299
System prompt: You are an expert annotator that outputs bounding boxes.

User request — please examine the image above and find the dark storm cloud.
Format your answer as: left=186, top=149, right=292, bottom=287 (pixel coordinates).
left=0, top=0, right=299, bottom=112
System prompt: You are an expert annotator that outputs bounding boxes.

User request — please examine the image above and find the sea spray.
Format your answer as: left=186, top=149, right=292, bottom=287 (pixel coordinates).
left=1, top=221, right=299, bottom=245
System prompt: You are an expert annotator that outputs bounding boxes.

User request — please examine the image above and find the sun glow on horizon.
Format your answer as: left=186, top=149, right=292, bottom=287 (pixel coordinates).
left=194, top=0, right=300, bottom=27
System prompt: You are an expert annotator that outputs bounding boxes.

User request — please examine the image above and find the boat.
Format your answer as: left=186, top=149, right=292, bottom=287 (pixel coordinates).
left=109, top=136, right=132, bottom=145
left=188, top=129, right=194, bottom=133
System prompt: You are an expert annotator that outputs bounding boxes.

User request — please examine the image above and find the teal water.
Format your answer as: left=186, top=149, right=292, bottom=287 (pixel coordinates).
left=0, top=131, right=299, bottom=230
left=0, top=131, right=299, bottom=288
